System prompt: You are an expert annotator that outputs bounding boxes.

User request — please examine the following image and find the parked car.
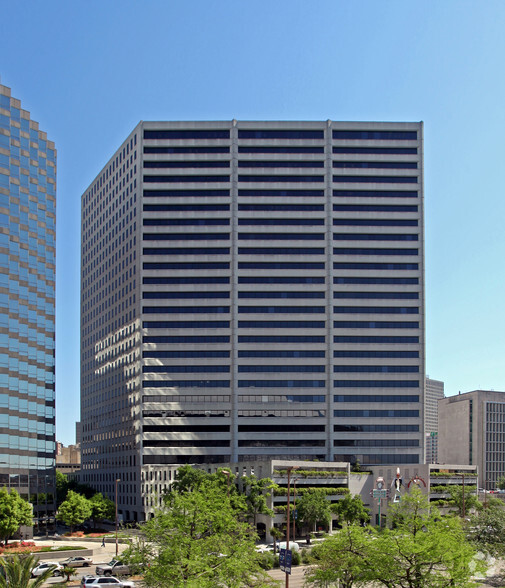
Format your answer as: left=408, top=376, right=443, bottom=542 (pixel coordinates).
left=60, top=556, right=93, bottom=568
left=81, top=576, right=134, bottom=587
left=95, top=560, right=132, bottom=577
left=31, top=562, right=64, bottom=577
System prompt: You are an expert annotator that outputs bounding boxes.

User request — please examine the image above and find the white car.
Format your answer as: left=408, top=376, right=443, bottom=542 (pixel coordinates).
left=80, top=577, right=135, bottom=587
left=31, top=561, right=64, bottom=577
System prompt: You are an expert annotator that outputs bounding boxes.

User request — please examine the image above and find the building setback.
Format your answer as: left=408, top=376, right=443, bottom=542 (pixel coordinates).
left=0, top=82, right=57, bottom=525
left=439, top=389, right=505, bottom=490
left=80, top=120, right=425, bottom=522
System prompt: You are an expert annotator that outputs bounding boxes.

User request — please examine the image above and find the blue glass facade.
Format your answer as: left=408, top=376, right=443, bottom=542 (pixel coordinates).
left=0, top=83, right=56, bottom=529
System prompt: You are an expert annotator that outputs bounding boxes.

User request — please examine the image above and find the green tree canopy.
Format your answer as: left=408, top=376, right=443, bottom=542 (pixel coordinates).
left=466, top=501, right=505, bottom=557
left=375, top=487, right=484, bottom=587
left=123, top=476, right=275, bottom=587
left=330, top=494, right=369, bottom=527
left=296, top=488, right=331, bottom=533
left=305, top=524, right=375, bottom=588
left=242, top=475, right=276, bottom=526
left=57, top=490, right=92, bottom=533
left=89, top=493, right=115, bottom=528
left=447, top=484, right=481, bottom=517
left=0, top=488, right=32, bottom=544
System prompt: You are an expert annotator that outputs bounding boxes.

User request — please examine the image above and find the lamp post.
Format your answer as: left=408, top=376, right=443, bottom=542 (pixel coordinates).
left=115, top=478, right=121, bottom=556
left=292, top=478, right=299, bottom=543
left=285, top=466, right=299, bottom=588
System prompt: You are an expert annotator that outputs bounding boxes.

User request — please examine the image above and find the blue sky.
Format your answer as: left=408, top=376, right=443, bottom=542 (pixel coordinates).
left=1, top=1, right=504, bottom=445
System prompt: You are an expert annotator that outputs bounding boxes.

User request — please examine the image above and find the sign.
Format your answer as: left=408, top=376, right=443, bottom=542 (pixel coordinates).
left=373, top=489, right=387, bottom=498
left=285, top=549, right=292, bottom=575
left=279, top=548, right=292, bottom=574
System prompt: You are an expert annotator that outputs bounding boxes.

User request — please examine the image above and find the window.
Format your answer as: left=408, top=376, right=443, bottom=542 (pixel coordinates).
left=334, top=306, right=418, bottom=314
left=238, top=129, right=324, bottom=139
left=239, top=305, right=324, bottom=313
left=333, top=161, right=417, bottom=169
left=143, top=320, right=229, bottom=328
left=239, top=204, right=324, bottom=211
left=143, top=306, right=229, bottom=314
left=239, top=350, right=325, bottom=358
left=143, top=350, right=230, bottom=358
left=238, top=189, right=323, bottom=197
left=334, top=277, right=418, bottom=285
left=334, top=350, right=419, bottom=358
left=143, top=262, right=230, bottom=269
left=143, top=247, right=229, bottom=255
left=143, top=276, right=229, bottom=284
left=238, top=365, right=325, bottom=373
left=333, top=147, right=417, bottom=155
left=333, top=219, right=418, bottom=227
left=239, top=160, right=324, bottom=168
left=334, top=336, right=419, bottom=343
left=334, top=424, right=419, bottom=432
left=239, top=218, right=324, bottom=226
left=239, top=291, right=324, bottom=299
left=332, top=130, right=417, bottom=140
left=333, top=409, right=419, bottom=417
left=333, top=292, right=418, bottom=299
left=144, top=233, right=229, bottom=241
left=239, top=277, right=325, bottom=284
left=144, top=204, right=230, bottom=211
left=239, top=175, right=324, bottom=183
left=143, top=218, right=229, bottom=226
left=333, top=175, right=417, bottom=184
left=333, top=263, right=418, bottom=270
left=333, top=204, right=418, bottom=212
left=144, top=161, right=229, bottom=168
left=143, top=365, right=230, bottom=373
left=144, top=175, right=229, bottom=183
left=333, top=248, right=418, bottom=256
left=334, top=381, right=419, bottom=388
left=144, top=146, right=229, bottom=154
left=238, top=380, right=325, bottom=388
left=333, top=233, right=418, bottom=241
left=144, top=189, right=229, bottom=197
left=334, top=321, right=419, bottom=329
left=334, top=366, right=419, bottom=373
left=239, top=247, right=324, bottom=255
left=142, top=380, right=230, bottom=388
left=333, top=190, right=417, bottom=198
left=239, top=320, right=325, bottom=328
left=143, top=291, right=229, bottom=298
left=239, top=233, right=324, bottom=240
left=239, top=262, right=324, bottom=270
left=239, top=335, right=325, bottom=343
left=143, top=335, right=230, bottom=343
left=143, top=129, right=230, bottom=139
left=239, top=146, right=324, bottom=153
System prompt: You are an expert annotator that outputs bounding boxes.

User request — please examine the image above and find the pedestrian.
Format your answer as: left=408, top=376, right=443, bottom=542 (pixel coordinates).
left=101, top=536, right=106, bottom=547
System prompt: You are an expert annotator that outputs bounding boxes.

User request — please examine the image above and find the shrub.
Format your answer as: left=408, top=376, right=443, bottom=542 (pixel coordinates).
left=258, top=552, right=276, bottom=570
left=291, top=550, right=301, bottom=565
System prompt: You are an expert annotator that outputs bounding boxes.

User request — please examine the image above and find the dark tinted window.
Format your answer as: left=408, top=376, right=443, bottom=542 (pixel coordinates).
left=144, top=146, right=229, bottom=153
left=239, top=175, right=324, bottom=183
left=144, top=129, right=230, bottom=139
left=144, top=175, right=229, bottom=183
left=333, top=190, right=417, bottom=198
left=239, top=146, right=324, bottom=153
left=144, top=189, right=229, bottom=197
left=333, top=161, right=417, bottom=169
left=333, top=204, right=418, bottom=212
left=144, top=161, right=229, bottom=168
left=144, top=204, right=230, bottom=211
left=332, top=130, right=417, bottom=140
left=239, top=160, right=324, bottom=168
left=239, top=204, right=324, bottom=211
left=333, top=175, right=417, bottom=184
left=238, top=189, right=324, bottom=197
left=239, top=130, right=324, bottom=139
left=333, top=147, right=417, bottom=154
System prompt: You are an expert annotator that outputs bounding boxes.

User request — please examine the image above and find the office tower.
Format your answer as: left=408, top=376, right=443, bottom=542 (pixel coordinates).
left=439, top=390, right=505, bottom=490
left=0, top=82, right=57, bottom=526
left=80, top=121, right=424, bottom=521
left=425, top=377, right=444, bottom=463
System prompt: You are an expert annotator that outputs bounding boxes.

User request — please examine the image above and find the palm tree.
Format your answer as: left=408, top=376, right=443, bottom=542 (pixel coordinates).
left=0, top=554, right=56, bottom=588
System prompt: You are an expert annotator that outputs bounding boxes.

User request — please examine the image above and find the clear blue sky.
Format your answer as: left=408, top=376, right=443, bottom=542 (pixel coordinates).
left=1, top=1, right=504, bottom=445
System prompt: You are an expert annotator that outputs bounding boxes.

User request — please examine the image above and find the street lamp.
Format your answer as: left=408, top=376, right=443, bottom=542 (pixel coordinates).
left=285, top=466, right=299, bottom=588
left=115, top=478, right=121, bottom=556
left=292, top=478, right=299, bottom=543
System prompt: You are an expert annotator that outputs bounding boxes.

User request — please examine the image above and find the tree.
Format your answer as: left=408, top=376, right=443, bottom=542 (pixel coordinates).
left=0, top=554, right=56, bottom=588
left=61, top=566, right=78, bottom=582
left=55, top=471, right=69, bottom=505
left=447, top=484, right=481, bottom=517
left=296, top=489, right=331, bottom=533
left=466, top=502, right=505, bottom=557
left=373, top=487, right=484, bottom=587
left=497, top=476, right=505, bottom=490
left=123, top=477, right=275, bottom=587
left=330, top=494, right=369, bottom=527
left=304, top=524, right=375, bottom=588
left=0, top=488, right=33, bottom=545
left=57, top=490, right=92, bottom=533
left=242, top=475, right=276, bottom=527
left=269, top=526, right=284, bottom=554
left=89, top=493, right=115, bottom=529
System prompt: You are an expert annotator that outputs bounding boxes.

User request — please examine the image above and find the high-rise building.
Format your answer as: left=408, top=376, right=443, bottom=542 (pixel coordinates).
left=439, top=389, right=505, bottom=490
left=425, top=377, right=444, bottom=463
left=0, top=81, right=57, bottom=526
left=80, top=120, right=425, bottom=521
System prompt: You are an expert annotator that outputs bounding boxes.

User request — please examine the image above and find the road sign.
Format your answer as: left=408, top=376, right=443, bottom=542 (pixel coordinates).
left=279, top=548, right=285, bottom=572
left=373, top=489, right=387, bottom=499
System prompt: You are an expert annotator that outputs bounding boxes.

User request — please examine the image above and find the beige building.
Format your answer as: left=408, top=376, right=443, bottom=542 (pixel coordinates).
left=425, top=378, right=444, bottom=463
left=439, top=390, right=505, bottom=490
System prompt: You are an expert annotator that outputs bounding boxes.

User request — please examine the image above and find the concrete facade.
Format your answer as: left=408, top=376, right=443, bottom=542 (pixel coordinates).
left=439, top=390, right=505, bottom=490
left=0, top=81, right=57, bottom=527
left=80, top=120, right=425, bottom=521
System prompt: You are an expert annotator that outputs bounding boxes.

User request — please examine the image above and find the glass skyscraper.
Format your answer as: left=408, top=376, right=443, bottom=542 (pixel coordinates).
left=0, top=81, right=56, bottom=528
